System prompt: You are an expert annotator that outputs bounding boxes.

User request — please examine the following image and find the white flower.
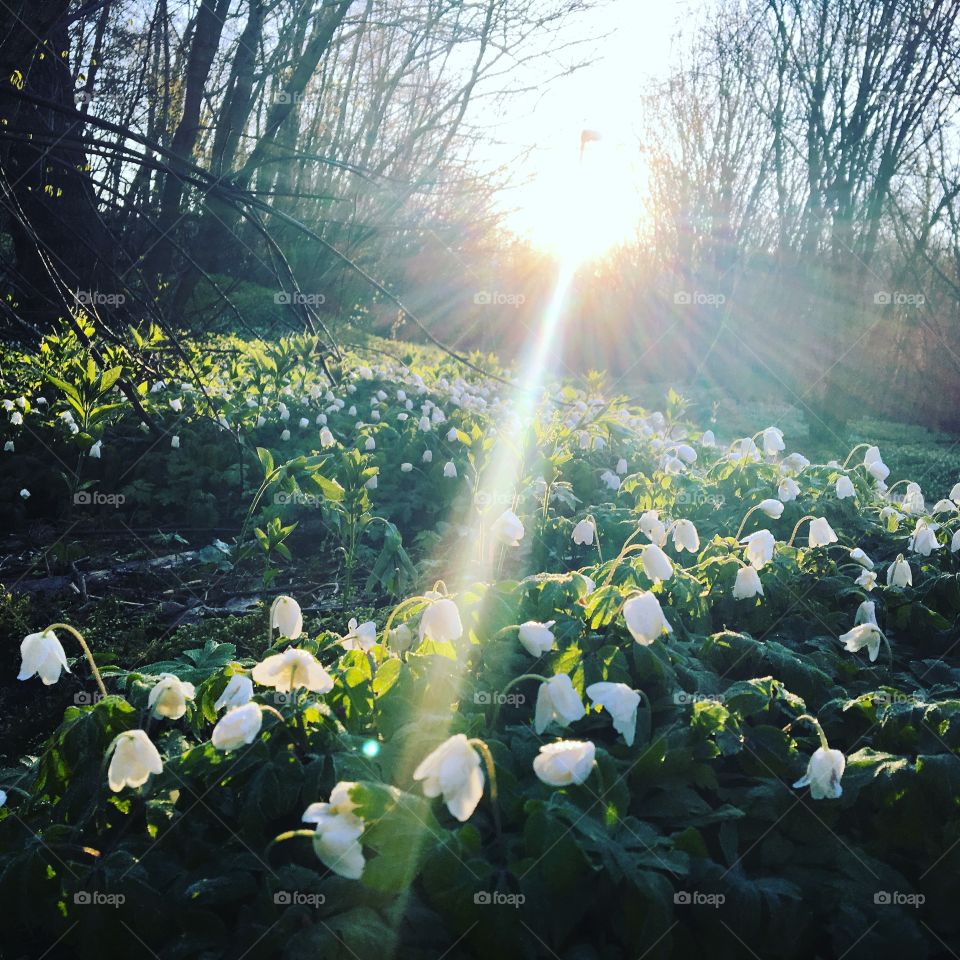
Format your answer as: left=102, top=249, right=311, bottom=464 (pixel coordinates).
left=535, top=674, right=586, bottom=733
left=3, top=441, right=13, bottom=452
left=835, top=476, right=855, bottom=499
left=518, top=620, right=556, bottom=656
left=639, top=510, right=667, bottom=546
left=762, top=427, right=785, bottom=454
left=89, top=440, right=102, bottom=459
left=303, top=782, right=366, bottom=879
left=212, top=702, right=263, bottom=750
left=808, top=517, right=838, bottom=548
left=909, top=520, right=940, bottom=556
left=856, top=569, right=877, bottom=591
left=214, top=674, right=254, bottom=711
left=850, top=548, right=874, bottom=570
left=855, top=600, right=877, bottom=625
left=641, top=544, right=673, bottom=582
left=0, top=789, right=6, bottom=807
left=778, top=478, right=800, bottom=502
left=251, top=648, right=333, bottom=693
left=616, top=458, right=628, bottom=475
left=730, top=437, right=761, bottom=461
left=280, top=429, right=290, bottom=441
left=794, top=746, right=845, bottom=800
left=600, top=470, right=621, bottom=491
left=18, top=629, right=70, bottom=685
left=886, top=554, right=912, bottom=588
left=419, top=416, right=431, bottom=432
left=572, top=518, right=596, bottom=546
left=491, top=509, right=524, bottom=546
left=147, top=673, right=196, bottom=720
left=864, top=446, right=890, bottom=482
left=19, top=488, right=29, bottom=499
left=107, top=730, right=163, bottom=792
left=364, top=436, right=375, bottom=451
left=169, top=398, right=182, bottom=413
left=422, top=449, right=433, bottom=463
left=586, top=682, right=640, bottom=746
left=419, top=596, right=463, bottom=643
left=841, top=623, right=882, bottom=663
left=759, top=499, right=784, bottom=518
left=623, top=592, right=672, bottom=645
left=901, top=482, right=925, bottom=514
left=733, top=565, right=764, bottom=599
left=533, top=740, right=596, bottom=787
left=932, top=499, right=956, bottom=514
left=364, top=473, right=378, bottom=490
left=401, top=462, right=413, bottom=472
left=413, top=734, right=484, bottom=821
left=170, top=435, right=180, bottom=449
left=701, top=430, right=716, bottom=447
left=320, top=426, right=335, bottom=447
left=781, top=452, right=810, bottom=476
left=443, top=461, right=457, bottom=478
left=952, top=529, right=960, bottom=553
left=671, top=519, right=700, bottom=553
left=341, top=618, right=377, bottom=652
left=741, top=530, right=775, bottom=569
left=880, top=506, right=903, bottom=531
left=387, top=622, right=414, bottom=654
left=270, top=595, right=303, bottom=639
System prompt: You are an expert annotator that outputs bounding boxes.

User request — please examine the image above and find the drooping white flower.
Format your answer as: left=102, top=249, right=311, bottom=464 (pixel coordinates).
left=214, top=674, right=254, bottom=711
left=793, top=746, right=845, bottom=800
left=854, top=600, right=877, bottom=626
left=730, top=437, right=761, bottom=461
left=856, top=569, right=877, bottom=591
left=518, top=620, right=556, bottom=657
left=491, top=509, right=524, bottom=546
left=864, top=446, right=890, bottom=482
left=320, top=426, right=335, bottom=447
left=641, top=544, right=673, bottom=582
left=586, top=682, right=641, bottom=746
left=836, top=476, right=855, bottom=500
left=623, top=592, right=672, bottom=645
left=413, top=734, right=484, bottom=821
left=952, top=529, right=960, bottom=553
left=780, top=452, right=810, bottom=476
left=19, top=488, right=30, bottom=499
left=18, top=629, right=70, bottom=685
left=639, top=510, right=667, bottom=546
left=758, top=499, right=784, bottom=518
left=89, top=440, right=102, bottom=459
left=671, top=519, right=700, bottom=553
left=303, top=782, right=366, bottom=879
left=419, top=596, right=463, bottom=643
left=107, top=730, right=163, bottom=792
left=422, top=449, right=433, bottom=463
left=170, top=435, right=180, bottom=449
left=616, top=458, right=628, bottom=475
left=401, top=462, right=413, bottom=472
left=886, top=554, right=912, bottom=588
left=251, top=648, right=333, bottom=693
left=572, top=518, right=596, bottom=546
left=909, top=520, right=940, bottom=557
left=778, top=477, right=800, bottom=502
left=147, top=673, right=196, bottom=720
left=443, top=461, right=457, bottom=478
left=270, top=595, right=303, bottom=639
left=932, top=499, right=955, bottom=514
left=533, top=740, right=596, bottom=787
left=808, top=517, right=838, bottom=548
left=850, top=548, right=874, bottom=570
left=701, top=430, right=716, bottom=447
left=600, top=470, right=621, bottom=491
left=761, top=427, right=785, bottom=454
left=212, top=702, right=263, bottom=751
left=733, top=565, right=764, bottom=599
left=741, top=530, right=775, bottom=569
left=341, top=618, right=377, bottom=652
left=901, top=482, right=925, bottom=515
left=280, top=429, right=290, bottom=441
left=535, top=674, right=586, bottom=733
left=675, top=443, right=697, bottom=464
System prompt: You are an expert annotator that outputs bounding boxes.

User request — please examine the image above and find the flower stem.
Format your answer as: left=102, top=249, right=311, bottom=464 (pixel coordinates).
left=492, top=673, right=549, bottom=727
left=786, top=515, right=818, bottom=548
left=734, top=504, right=762, bottom=541
left=841, top=442, right=873, bottom=470
left=45, top=623, right=107, bottom=699
left=787, top=713, right=829, bottom=751
left=468, top=738, right=502, bottom=840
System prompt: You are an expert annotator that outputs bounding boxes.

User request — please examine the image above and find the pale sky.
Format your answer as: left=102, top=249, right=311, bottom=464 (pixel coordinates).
left=472, top=0, right=704, bottom=253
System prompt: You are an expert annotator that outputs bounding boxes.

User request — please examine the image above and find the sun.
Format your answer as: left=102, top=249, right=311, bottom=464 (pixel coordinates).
left=505, top=130, right=648, bottom=264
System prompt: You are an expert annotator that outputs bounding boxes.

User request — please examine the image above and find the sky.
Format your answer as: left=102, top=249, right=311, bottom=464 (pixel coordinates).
left=473, top=0, right=701, bottom=255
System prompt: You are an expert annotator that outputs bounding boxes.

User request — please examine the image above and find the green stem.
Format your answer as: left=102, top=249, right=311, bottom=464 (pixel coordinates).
left=467, top=738, right=502, bottom=840
left=45, top=623, right=107, bottom=699
left=734, top=504, right=762, bottom=541
left=841, top=442, right=874, bottom=471
left=492, top=672, right=549, bottom=727
left=786, top=514, right=819, bottom=548
left=787, top=713, right=830, bottom=751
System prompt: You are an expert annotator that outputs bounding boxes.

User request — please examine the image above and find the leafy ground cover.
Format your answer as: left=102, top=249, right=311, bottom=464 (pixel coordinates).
left=1, top=325, right=960, bottom=959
